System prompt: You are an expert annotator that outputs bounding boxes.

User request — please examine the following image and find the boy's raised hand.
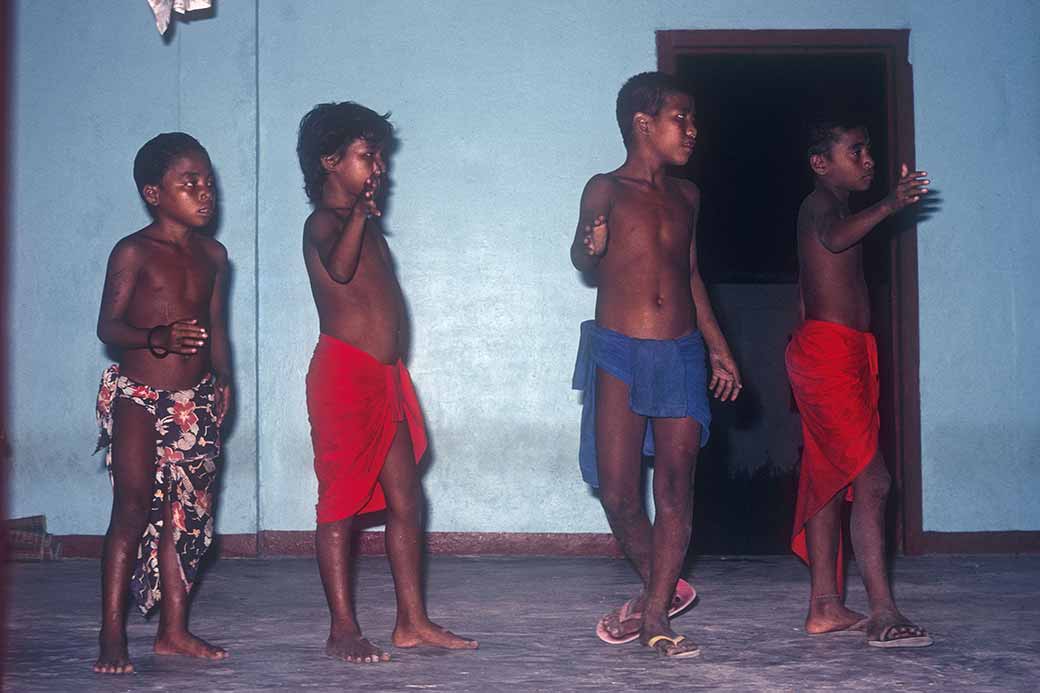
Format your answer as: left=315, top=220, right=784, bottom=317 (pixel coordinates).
left=886, top=163, right=930, bottom=212
left=155, top=318, right=208, bottom=355
left=355, top=173, right=382, bottom=218
left=582, top=214, right=609, bottom=257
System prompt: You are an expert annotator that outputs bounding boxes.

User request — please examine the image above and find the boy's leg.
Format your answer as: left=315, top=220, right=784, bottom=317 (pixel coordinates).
left=803, top=492, right=867, bottom=634
left=153, top=492, right=227, bottom=660
left=636, top=416, right=700, bottom=656
left=850, top=454, right=930, bottom=645
left=317, top=515, right=389, bottom=662
left=382, top=421, right=477, bottom=650
left=95, top=399, right=156, bottom=674
left=595, top=369, right=654, bottom=581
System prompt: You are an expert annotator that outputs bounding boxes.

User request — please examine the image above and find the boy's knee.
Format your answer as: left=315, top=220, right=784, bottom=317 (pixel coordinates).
left=110, top=497, right=151, bottom=534
left=600, top=488, right=642, bottom=521
left=653, top=487, right=692, bottom=517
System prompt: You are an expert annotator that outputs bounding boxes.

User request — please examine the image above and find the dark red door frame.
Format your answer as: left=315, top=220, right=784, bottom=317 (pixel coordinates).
left=658, top=30, right=925, bottom=555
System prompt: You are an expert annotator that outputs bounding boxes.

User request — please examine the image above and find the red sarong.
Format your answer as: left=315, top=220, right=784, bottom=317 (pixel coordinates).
left=306, top=334, right=427, bottom=524
left=786, top=320, right=879, bottom=577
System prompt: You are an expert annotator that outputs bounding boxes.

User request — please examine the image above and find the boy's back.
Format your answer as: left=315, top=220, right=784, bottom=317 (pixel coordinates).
left=796, top=188, right=870, bottom=331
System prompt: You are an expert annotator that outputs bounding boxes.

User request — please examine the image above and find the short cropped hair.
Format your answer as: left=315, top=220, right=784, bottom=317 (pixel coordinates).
left=297, top=102, right=393, bottom=203
left=806, top=119, right=867, bottom=159
left=616, top=72, right=688, bottom=146
left=133, top=132, right=208, bottom=198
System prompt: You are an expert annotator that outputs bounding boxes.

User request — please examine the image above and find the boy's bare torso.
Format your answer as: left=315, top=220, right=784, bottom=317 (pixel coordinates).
left=115, top=230, right=222, bottom=388
left=593, top=172, right=699, bottom=340
left=304, top=210, right=406, bottom=364
left=797, top=190, right=870, bottom=332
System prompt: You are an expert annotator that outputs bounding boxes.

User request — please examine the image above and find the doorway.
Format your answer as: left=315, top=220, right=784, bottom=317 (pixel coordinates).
left=658, top=30, right=922, bottom=555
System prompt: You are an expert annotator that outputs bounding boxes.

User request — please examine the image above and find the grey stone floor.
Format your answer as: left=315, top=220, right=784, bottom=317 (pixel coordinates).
left=5, top=554, right=1040, bottom=692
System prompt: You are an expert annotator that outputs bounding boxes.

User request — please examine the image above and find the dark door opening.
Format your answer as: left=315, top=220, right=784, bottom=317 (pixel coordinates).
left=658, top=31, right=921, bottom=556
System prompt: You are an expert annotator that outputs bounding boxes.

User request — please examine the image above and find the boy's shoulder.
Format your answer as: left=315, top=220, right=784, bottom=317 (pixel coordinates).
left=194, top=234, right=228, bottom=264
left=108, top=227, right=154, bottom=260
left=584, top=172, right=700, bottom=199
left=303, top=206, right=344, bottom=238
left=800, top=188, right=837, bottom=215
left=669, top=176, right=700, bottom=204
left=583, top=171, right=620, bottom=195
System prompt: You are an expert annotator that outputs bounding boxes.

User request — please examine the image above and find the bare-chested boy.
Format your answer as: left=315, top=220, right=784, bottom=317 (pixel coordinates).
left=570, top=73, right=741, bottom=659
left=94, top=133, right=232, bottom=673
left=297, top=102, right=476, bottom=664
left=786, top=120, right=932, bottom=648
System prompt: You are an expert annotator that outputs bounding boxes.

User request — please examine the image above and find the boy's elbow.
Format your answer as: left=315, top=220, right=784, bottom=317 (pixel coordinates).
left=327, top=267, right=357, bottom=284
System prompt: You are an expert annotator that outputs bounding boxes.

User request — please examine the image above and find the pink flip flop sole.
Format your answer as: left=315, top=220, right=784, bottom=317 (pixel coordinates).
left=595, top=579, right=698, bottom=645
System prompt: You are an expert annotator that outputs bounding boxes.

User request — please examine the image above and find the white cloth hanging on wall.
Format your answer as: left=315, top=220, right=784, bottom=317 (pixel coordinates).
left=147, top=0, right=212, bottom=35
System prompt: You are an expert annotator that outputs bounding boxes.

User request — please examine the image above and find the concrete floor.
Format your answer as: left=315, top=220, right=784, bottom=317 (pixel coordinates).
left=5, top=554, right=1040, bottom=692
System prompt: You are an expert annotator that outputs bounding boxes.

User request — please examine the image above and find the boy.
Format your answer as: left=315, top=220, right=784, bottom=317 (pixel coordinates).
left=298, top=101, right=477, bottom=664
left=786, top=120, right=932, bottom=647
left=94, top=132, right=232, bottom=674
left=570, top=73, right=741, bottom=658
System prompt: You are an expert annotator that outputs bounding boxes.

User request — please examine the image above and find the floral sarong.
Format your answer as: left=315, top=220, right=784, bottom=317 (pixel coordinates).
left=95, top=365, right=221, bottom=615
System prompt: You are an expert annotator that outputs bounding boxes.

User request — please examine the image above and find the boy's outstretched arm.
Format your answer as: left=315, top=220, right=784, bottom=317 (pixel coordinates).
left=208, top=242, right=232, bottom=424
left=817, top=164, right=929, bottom=253
left=306, top=175, right=381, bottom=284
left=570, top=175, right=612, bottom=272
left=97, top=240, right=207, bottom=354
left=687, top=192, right=741, bottom=402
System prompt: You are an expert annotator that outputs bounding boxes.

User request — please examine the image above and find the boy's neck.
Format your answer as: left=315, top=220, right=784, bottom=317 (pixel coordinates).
left=815, top=177, right=851, bottom=206
left=320, top=178, right=360, bottom=212
left=618, top=146, right=669, bottom=186
left=148, top=216, right=195, bottom=245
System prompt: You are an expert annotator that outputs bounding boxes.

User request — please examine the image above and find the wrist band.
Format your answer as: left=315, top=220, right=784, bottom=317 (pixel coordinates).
left=147, top=325, right=170, bottom=359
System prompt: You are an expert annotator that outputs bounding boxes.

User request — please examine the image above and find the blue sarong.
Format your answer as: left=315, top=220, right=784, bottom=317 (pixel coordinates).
left=572, top=320, right=711, bottom=487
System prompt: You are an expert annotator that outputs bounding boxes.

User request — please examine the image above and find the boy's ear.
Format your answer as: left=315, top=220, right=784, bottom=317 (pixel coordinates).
left=142, top=184, right=160, bottom=207
left=809, top=153, right=829, bottom=176
left=320, top=153, right=341, bottom=172
left=633, top=112, right=651, bottom=138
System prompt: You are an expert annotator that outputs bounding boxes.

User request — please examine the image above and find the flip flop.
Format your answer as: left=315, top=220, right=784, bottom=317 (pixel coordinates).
left=595, top=597, right=640, bottom=644
left=867, top=623, right=933, bottom=649
left=670, top=579, right=697, bottom=618
left=646, top=634, right=701, bottom=659
left=595, top=579, right=698, bottom=645
left=808, top=617, right=869, bottom=637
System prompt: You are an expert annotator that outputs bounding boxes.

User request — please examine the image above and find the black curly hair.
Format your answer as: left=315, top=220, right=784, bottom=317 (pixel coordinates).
left=132, top=132, right=209, bottom=199
left=616, top=72, right=688, bottom=146
left=297, top=102, right=393, bottom=203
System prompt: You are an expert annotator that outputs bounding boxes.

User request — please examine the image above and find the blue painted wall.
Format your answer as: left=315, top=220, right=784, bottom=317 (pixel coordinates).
left=8, top=0, right=1039, bottom=536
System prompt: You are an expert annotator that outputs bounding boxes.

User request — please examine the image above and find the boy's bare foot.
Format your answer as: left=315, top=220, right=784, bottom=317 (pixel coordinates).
left=392, top=620, right=478, bottom=650
left=154, top=631, right=228, bottom=660
left=865, top=610, right=933, bottom=648
left=94, top=632, right=134, bottom=674
left=806, top=595, right=868, bottom=634
left=326, top=633, right=391, bottom=663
